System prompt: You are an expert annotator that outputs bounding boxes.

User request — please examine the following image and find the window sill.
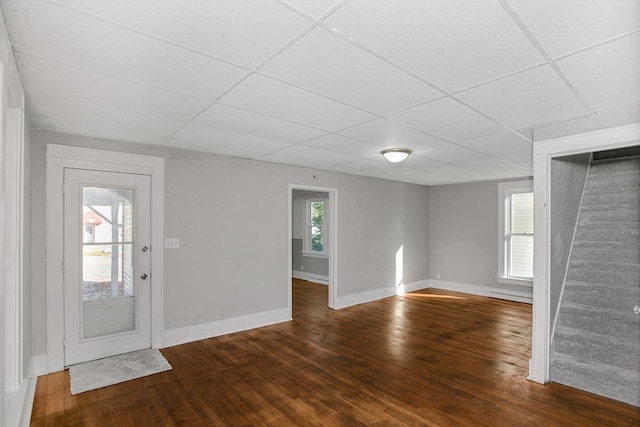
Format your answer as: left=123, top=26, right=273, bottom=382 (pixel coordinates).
left=302, top=252, right=329, bottom=259
left=497, top=277, right=533, bottom=287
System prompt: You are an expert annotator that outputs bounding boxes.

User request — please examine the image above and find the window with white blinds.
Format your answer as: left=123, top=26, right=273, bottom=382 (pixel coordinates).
left=509, top=192, right=534, bottom=279
left=498, top=180, right=534, bottom=284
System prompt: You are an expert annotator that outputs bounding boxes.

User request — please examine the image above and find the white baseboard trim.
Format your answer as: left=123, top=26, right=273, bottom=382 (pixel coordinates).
left=292, top=270, right=329, bottom=285
left=162, top=308, right=291, bottom=348
left=6, top=355, right=45, bottom=427
left=335, top=279, right=430, bottom=309
left=429, top=279, right=533, bottom=304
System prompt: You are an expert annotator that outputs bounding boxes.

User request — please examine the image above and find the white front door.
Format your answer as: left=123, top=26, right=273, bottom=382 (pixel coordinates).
left=63, top=168, right=152, bottom=366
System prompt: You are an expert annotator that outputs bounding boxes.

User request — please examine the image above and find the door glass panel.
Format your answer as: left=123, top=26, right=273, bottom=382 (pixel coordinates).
left=82, top=186, right=135, bottom=339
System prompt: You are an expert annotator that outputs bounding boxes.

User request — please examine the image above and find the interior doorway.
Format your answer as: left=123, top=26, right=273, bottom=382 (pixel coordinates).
left=288, top=185, right=337, bottom=318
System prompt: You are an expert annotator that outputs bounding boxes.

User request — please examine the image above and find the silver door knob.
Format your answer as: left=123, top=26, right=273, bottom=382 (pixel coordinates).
left=634, top=305, right=640, bottom=315
left=141, top=273, right=148, bottom=280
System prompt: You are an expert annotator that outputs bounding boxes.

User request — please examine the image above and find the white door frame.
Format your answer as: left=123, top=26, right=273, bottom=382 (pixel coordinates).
left=46, top=144, right=164, bottom=372
left=288, top=184, right=338, bottom=316
left=529, top=123, right=640, bottom=383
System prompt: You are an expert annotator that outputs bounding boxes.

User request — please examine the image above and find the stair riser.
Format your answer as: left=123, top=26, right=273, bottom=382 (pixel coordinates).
left=562, top=287, right=640, bottom=312
left=579, top=209, right=640, bottom=224
left=582, top=193, right=640, bottom=207
left=571, top=247, right=640, bottom=263
left=550, top=365, right=639, bottom=407
left=554, top=339, right=640, bottom=371
left=558, top=312, right=639, bottom=342
left=567, top=268, right=639, bottom=285
left=590, top=158, right=640, bottom=175
left=574, top=227, right=640, bottom=242
left=569, top=260, right=640, bottom=273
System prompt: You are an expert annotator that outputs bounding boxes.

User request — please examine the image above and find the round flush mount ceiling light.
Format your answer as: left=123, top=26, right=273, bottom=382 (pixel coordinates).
left=381, top=148, right=412, bottom=163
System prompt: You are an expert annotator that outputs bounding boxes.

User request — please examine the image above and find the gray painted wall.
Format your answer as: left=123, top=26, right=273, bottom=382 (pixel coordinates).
left=549, top=153, right=590, bottom=330
left=429, top=178, right=533, bottom=294
left=29, top=130, right=431, bottom=356
left=292, top=190, right=329, bottom=276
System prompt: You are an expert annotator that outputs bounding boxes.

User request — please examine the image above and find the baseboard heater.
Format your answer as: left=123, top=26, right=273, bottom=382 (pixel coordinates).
left=308, top=274, right=329, bottom=285
left=489, top=290, right=533, bottom=304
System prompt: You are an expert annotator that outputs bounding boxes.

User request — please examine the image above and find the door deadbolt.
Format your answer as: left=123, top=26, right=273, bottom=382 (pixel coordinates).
left=141, top=273, right=148, bottom=280
left=142, top=246, right=149, bottom=252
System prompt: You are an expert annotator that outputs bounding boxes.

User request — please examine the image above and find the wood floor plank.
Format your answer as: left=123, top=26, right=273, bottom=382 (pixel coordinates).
left=31, top=279, right=640, bottom=426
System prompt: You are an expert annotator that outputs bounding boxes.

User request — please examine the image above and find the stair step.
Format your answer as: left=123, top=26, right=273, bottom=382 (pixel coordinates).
left=562, top=283, right=640, bottom=311
left=567, top=266, right=639, bottom=285
left=574, top=223, right=640, bottom=242
left=553, top=326, right=640, bottom=372
left=582, top=192, right=640, bottom=208
left=589, top=157, right=640, bottom=175
left=557, top=303, right=640, bottom=342
left=578, top=207, right=640, bottom=224
left=568, top=259, right=640, bottom=274
left=585, top=171, right=640, bottom=193
left=571, top=246, right=640, bottom=263
left=550, top=353, right=640, bottom=407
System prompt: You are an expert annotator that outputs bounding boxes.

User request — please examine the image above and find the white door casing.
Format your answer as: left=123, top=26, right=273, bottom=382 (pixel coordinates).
left=46, top=144, right=164, bottom=372
left=63, top=169, right=151, bottom=366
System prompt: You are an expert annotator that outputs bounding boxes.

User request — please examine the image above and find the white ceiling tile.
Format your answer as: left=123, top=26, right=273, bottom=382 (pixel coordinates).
left=16, top=53, right=210, bottom=121
left=389, top=97, right=505, bottom=142
left=506, top=0, right=640, bottom=58
left=456, top=65, right=589, bottom=129
left=325, top=0, right=544, bottom=91
left=340, top=118, right=446, bottom=149
left=302, top=134, right=382, bottom=159
left=337, top=159, right=407, bottom=175
left=54, top=0, right=312, bottom=68
left=430, top=165, right=500, bottom=181
left=557, top=33, right=640, bottom=113
left=195, top=103, right=326, bottom=143
left=219, top=74, right=376, bottom=131
left=2, top=0, right=248, bottom=99
left=400, top=155, right=452, bottom=171
left=396, top=169, right=464, bottom=186
left=415, top=143, right=490, bottom=165
left=173, top=124, right=292, bottom=154
left=261, top=27, right=442, bottom=115
left=280, top=0, right=343, bottom=18
left=266, top=145, right=361, bottom=165
left=499, top=153, right=533, bottom=172
left=27, top=90, right=186, bottom=137
left=457, top=132, right=532, bottom=157
left=32, top=117, right=168, bottom=146
left=163, top=139, right=264, bottom=159
left=456, top=158, right=531, bottom=178
left=258, top=154, right=331, bottom=170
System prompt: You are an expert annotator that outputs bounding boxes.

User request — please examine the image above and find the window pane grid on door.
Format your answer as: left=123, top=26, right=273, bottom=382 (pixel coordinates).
left=82, top=186, right=135, bottom=302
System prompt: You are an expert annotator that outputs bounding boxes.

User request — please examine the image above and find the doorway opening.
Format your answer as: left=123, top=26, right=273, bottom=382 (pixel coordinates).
left=288, top=185, right=337, bottom=318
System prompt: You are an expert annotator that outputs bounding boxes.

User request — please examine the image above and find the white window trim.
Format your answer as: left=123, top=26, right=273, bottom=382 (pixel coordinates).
left=303, top=198, right=329, bottom=258
left=498, top=180, right=534, bottom=286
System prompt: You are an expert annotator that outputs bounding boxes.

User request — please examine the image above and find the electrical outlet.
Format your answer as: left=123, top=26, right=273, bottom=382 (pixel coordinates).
left=165, top=238, right=180, bottom=249
left=436, top=273, right=441, bottom=279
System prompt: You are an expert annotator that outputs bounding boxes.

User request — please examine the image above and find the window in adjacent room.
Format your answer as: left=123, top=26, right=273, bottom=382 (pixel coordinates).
left=304, top=198, right=328, bottom=257
left=498, top=180, right=534, bottom=285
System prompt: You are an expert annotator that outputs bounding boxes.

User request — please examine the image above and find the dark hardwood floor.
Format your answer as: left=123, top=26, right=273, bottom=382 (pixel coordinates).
left=31, top=279, right=639, bottom=426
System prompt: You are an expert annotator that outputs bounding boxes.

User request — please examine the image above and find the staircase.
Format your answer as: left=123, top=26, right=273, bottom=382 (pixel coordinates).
left=550, top=153, right=640, bottom=407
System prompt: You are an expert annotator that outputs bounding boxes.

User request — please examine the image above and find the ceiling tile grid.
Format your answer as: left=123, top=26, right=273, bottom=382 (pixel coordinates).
left=1, top=0, right=637, bottom=186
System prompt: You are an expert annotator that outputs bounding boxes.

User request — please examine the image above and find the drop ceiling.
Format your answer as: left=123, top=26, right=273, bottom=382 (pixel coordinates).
left=1, top=0, right=639, bottom=185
